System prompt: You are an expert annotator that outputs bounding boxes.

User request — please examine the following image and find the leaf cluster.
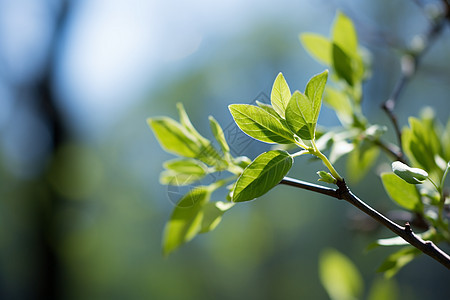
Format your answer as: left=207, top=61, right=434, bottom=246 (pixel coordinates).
left=147, top=11, right=450, bottom=277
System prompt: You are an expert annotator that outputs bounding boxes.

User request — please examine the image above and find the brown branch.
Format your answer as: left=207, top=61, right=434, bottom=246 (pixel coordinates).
left=280, top=176, right=450, bottom=269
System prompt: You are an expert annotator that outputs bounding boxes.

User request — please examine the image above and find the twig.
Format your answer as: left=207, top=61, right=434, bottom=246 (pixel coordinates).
left=373, top=139, right=407, bottom=164
left=381, top=4, right=449, bottom=153
left=280, top=176, right=450, bottom=269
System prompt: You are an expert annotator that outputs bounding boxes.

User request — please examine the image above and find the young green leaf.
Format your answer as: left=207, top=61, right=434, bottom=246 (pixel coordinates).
left=229, top=104, right=295, bottom=144
left=177, top=103, right=208, bottom=144
left=300, top=33, right=332, bottom=66
left=200, top=201, right=234, bottom=233
left=305, top=70, right=328, bottom=124
left=317, top=171, right=337, bottom=184
left=377, top=247, right=421, bottom=278
left=367, top=278, right=399, bottom=300
left=346, top=141, right=379, bottom=183
left=208, top=116, right=230, bottom=154
left=332, top=43, right=355, bottom=86
left=323, top=87, right=353, bottom=124
left=381, top=173, right=422, bottom=211
left=285, top=91, right=315, bottom=140
left=232, top=150, right=293, bottom=202
left=148, top=117, right=201, bottom=158
left=332, top=11, right=358, bottom=57
left=159, top=170, right=205, bottom=186
left=319, top=248, right=364, bottom=300
left=270, top=72, right=292, bottom=118
left=391, top=161, right=428, bottom=184
left=164, top=158, right=208, bottom=175
left=160, top=158, right=208, bottom=186
left=256, top=101, right=279, bottom=116
left=162, top=186, right=211, bottom=255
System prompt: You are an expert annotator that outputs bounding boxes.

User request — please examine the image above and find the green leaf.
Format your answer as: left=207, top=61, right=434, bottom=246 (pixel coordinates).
left=285, top=91, right=316, bottom=140
left=232, top=150, right=293, bottom=202
left=391, top=161, right=428, bottom=184
left=346, top=141, right=379, bottom=183
left=162, top=186, right=211, bottom=255
left=317, top=171, right=337, bottom=184
left=300, top=33, right=332, bottom=65
left=229, top=104, right=295, bottom=144
left=159, top=170, right=205, bottom=186
left=319, top=248, right=363, bottom=300
left=367, top=278, right=399, bottom=300
left=377, top=247, right=421, bottom=278
left=332, top=42, right=355, bottom=86
left=381, top=173, right=422, bottom=211
left=324, top=87, right=353, bottom=124
left=208, top=116, right=230, bottom=154
left=402, top=117, right=439, bottom=173
left=256, top=101, right=279, bottom=116
left=177, top=103, right=208, bottom=144
left=200, top=201, right=234, bottom=233
left=270, top=72, right=292, bottom=118
left=160, top=158, right=208, bottom=186
left=148, top=117, right=201, bottom=158
left=164, top=158, right=208, bottom=175
left=305, top=70, right=328, bottom=125
left=332, top=12, right=358, bottom=57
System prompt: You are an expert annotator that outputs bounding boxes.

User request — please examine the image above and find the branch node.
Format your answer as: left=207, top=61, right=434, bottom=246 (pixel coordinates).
left=404, top=222, right=412, bottom=233
left=336, top=179, right=348, bottom=200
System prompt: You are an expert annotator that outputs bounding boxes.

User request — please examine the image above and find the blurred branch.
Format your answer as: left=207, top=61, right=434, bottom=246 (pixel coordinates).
left=280, top=176, right=450, bottom=269
left=381, top=1, right=449, bottom=154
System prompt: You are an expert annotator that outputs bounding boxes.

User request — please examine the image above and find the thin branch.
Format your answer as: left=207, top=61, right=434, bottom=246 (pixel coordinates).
left=381, top=6, right=449, bottom=153
left=280, top=177, right=450, bottom=269
left=373, top=139, right=407, bottom=164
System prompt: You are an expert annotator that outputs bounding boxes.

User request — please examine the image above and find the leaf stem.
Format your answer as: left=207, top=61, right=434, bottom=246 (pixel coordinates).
left=311, top=139, right=343, bottom=181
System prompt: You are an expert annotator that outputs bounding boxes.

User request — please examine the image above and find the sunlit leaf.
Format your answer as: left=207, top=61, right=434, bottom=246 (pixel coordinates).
left=324, top=87, right=353, bottom=124
left=319, top=248, right=363, bottom=300
left=159, top=170, right=205, bottom=186
left=367, top=278, right=399, bottom=300
left=381, top=173, right=422, bottom=211
left=332, top=43, right=355, bottom=86
left=285, top=91, right=316, bottom=140
left=200, top=201, right=234, bottom=233
left=160, top=158, right=208, bottom=186
left=377, top=247, right=421, bottom=278
left=209, top=116, right=230, bottom=154
left=148, top=117, right=201, bottom=158
left=317, top=171, right=336, bottom=184
left=300, top=33, right=332, bottom=65
left=391, top=161, right=428, bottom=184
left=270, top=72, right=292, bottom=118
left=229, top=104, right=295, bottom=144
left=162, top=186, right=211, bottom=255
left=332, top=11, right=358, bottom=57
left=177, top=103, right=208, bottom=144
left=305, top=70, right=328, bottom=125
left=232, top=150, right=293, bottom=202
left=346, top=141, right=379, bottom=183
left=164, top=158, right=208, bottom=175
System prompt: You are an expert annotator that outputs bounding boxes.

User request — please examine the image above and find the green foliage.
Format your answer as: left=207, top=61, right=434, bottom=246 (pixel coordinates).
left=229, top=104, right=295, bottom=144
left=148, top=10, right=449, bottom=279
left=391, top=161, right=428, bottom=184
left=232, top=150, right=293, bottom=202
left=377, top=247, right=422, bottom=278
left=319, top=249, right=363, bottom=300
left=285, top=70, right=328, bottom=140
left=380, top=173, right=422, bottom=211
left=270, top=72, right=292, bottom=118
